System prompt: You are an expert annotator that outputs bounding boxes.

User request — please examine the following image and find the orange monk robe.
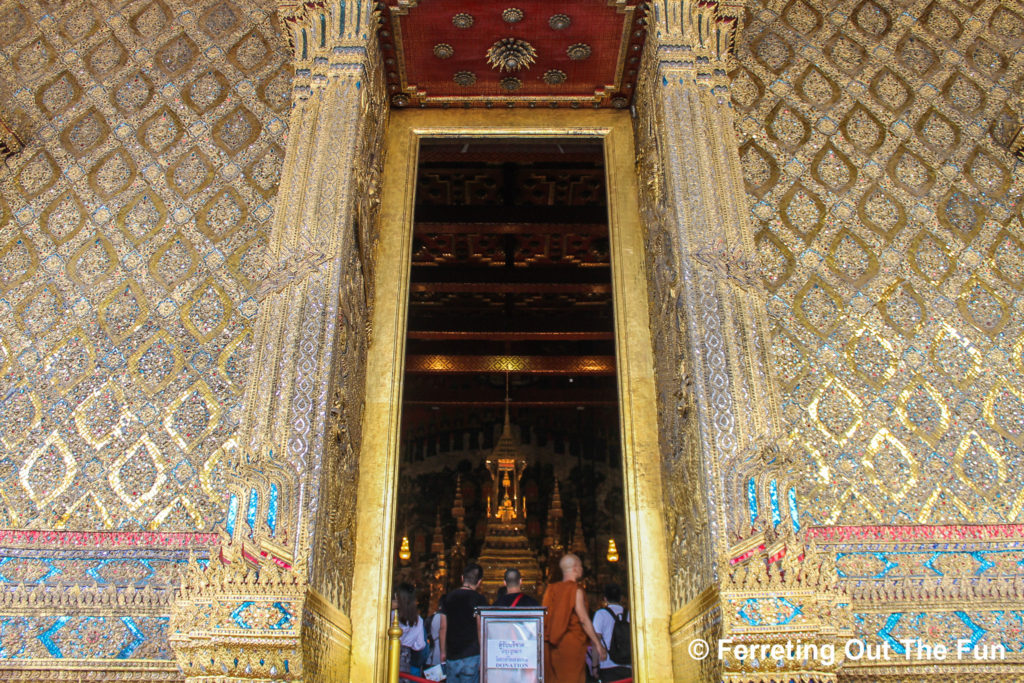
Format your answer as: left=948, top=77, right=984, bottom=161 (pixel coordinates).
left=543, top=580, right=588, bottom=683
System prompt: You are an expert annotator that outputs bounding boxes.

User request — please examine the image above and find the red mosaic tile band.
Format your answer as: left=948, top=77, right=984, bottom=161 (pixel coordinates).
left=0, top=530, right=220, bottom=549
left=805, top=525, right=1024, bottom=542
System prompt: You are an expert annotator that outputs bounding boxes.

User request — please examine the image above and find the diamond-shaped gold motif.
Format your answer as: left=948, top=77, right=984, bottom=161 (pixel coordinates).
left=845, top=324, right=897, bottom=390
left=895, top=375, right=950, bottom=448
left=983, top=379, right=1024, bottom=447
left=129, top=329, right=185, bottom=396
left=149, top=231, right=199, bottom=291
left=74, top=379, right=132, bottom=449
left=755, top=227, right=794, bottom=291
left=929, top=323, right=982, bottom=389
left=59, top=107, right=110, bottom=158
left=878, top=280, right=926, bottom=339
left=953, top=430, right=1005, bottom=503
left=18, top=150, right=58, bottom=199
left=181, top=278, right=233, bottom=343
left=109, top=434, right=166, bottom=511
left=957, top=276, right=1009, bottom=338
left=98, top=279, right=150, bottom=343
left=808, top=375, right=864, bottom=445
left=826, top=228, right=878, bottom=288
left=20, top=432, right=77, bottom=511
left=164, top=380, right=222, bottom=453
left=989, top=228, right=1024, bottom=290
left=211, top=106, right=261, bottom=157
left=40, top=190, right=87, bottom=247
left=166, top=146, right=215, bottom=198
left=794, top=275, right=844, bottom=338
left=858, top=183, right=906, bottom=241
left=780, top=182, right=825, bottom=244
left=138, top=105, right=184, bottom=156
left=862, top=428, right=918, bottom=504
left=907, top=230, right=954, bottom=285
left=0, top=380, right=42, bottom=449
left=197, top=187, right=248, bottom=244
left=45, top=328, right=96, bottom=395
left=0, top=231, right=38, bottom=294
left=118, top=188, right=167, bottom=246
left=67, top=234, right=118, bottom=289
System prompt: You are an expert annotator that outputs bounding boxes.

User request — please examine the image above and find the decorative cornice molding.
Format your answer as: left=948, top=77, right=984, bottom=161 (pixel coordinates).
left=644, top=0, right=739, bottom=74
left=278, top=1, right=378, bottom=66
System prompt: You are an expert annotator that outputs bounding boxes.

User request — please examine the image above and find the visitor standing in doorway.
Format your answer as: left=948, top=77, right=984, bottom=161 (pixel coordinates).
left=493, top=568, right=540, bottom=607
left=426, top=594, right=446, bottom=669
left=394, top=582, right=428, bottom=676
left=591, top=583, right=631, bottom=682
left=439, top=563, right=488, bottom=683
left=543, top=554, right=607, bottom=683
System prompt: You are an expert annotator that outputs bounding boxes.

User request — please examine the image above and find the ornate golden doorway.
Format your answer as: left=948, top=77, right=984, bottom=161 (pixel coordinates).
left=347, top=110, right=672, bottom=681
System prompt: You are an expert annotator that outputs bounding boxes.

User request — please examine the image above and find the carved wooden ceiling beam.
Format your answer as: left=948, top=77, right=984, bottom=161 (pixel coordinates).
left=405, top=354, right=615, bottom=374
left=414, top=222, right=609, bottom=235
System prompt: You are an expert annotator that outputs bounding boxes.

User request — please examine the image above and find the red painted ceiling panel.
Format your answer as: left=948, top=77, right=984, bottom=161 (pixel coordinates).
left=380, top=0, right=645, bottom=108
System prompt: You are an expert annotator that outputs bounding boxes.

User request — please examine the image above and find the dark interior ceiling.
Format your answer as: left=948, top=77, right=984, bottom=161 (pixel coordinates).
left=401, top=138, right=619, bottom=440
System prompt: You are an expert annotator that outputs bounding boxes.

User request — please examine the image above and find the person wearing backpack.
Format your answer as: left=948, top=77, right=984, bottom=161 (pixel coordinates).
left=591, top=583, right=631, bottom=683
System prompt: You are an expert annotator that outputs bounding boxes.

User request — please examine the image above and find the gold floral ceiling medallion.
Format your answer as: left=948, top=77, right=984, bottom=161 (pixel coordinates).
left=502, top=8, right=524, bottom=23
left=433, top=43, right=454, bottom=59
left=453, top=71, right=477, bottom=86
left=452, top=12, right=474, bottom=29
left=486, top=38, right=538, bottom=73
left=567, top=43, right=592, bottom=60
left=543, top=69, right=567, bottom=85
left=500, top=76, right=523, bottom=91
left=549, top=14, right=571, bottom=30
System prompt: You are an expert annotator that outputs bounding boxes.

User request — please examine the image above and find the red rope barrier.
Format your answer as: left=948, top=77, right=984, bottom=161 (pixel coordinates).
left=397, top=673, right=433, bottom=683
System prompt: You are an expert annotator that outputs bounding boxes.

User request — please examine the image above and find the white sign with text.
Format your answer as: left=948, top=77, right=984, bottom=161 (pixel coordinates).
left=486, top=637, right=537, bottom=669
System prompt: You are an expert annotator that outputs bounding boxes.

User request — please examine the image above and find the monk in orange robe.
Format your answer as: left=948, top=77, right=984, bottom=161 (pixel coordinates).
left=543, top=554, right=607, bottom=683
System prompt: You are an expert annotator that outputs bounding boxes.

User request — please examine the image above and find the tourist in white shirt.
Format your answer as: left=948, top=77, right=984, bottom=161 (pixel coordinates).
left=591, top=583, right=631, bottom=683
left=394, top=582, right=428, bottom=676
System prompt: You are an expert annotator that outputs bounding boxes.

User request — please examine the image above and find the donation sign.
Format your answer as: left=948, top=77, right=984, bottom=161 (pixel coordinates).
left=477, top=606, right=546, bottom=683
left=487, top=637, right=537, bottom=669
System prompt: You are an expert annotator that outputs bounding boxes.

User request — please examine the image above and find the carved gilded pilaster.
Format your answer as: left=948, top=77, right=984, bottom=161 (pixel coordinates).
left=637, top=3, right=850, bottom=680
left=170, top=3, right=385, bottom=681
left=638, top=0, right=781, bottom=601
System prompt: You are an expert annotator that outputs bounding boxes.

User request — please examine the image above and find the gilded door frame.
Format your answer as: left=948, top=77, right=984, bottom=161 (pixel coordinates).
left=347, top=109, right=673, bottom=682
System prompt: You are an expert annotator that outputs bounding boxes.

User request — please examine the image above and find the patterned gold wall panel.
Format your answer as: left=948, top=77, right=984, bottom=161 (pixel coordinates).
left=735, top=0, right=1024, bottom=524
left=0, top=0, right=291, bottom=532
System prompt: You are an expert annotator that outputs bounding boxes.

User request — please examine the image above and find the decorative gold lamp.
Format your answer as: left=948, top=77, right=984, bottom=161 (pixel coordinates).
left=606, top=538, right=619, bottom=563
left=399, top=535, right=412, bottom=563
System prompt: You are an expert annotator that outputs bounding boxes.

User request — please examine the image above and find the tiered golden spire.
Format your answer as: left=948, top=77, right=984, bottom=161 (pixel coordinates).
left=544, top=479, right=564, bottom=549
left=571, top=503, right=587, bottom=557
left=476, top=404, right=543, bottom=599
left=430, top=507, right=447, bottom=610
left=449, top=475, right=468, bottom=584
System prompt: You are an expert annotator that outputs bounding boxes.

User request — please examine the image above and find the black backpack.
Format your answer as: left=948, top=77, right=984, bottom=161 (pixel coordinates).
left=600, top=607, right=631, bottom=665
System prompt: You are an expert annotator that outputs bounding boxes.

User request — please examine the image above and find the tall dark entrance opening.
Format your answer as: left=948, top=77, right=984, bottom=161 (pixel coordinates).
left=391, top=138, right=630, bottom=626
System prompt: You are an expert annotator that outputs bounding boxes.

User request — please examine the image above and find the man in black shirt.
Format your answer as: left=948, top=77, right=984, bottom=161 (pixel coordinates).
left=492, top=568, right=540, bottom=608
left=439, top=563, right=488, bottom=683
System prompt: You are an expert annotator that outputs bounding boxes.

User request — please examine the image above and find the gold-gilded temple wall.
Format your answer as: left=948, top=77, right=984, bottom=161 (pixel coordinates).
left=0, top=0, right=291, bottom=675
left=1, top=0, right=1023, bottom=678
left=734, top=0, right=1023, bottom=525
